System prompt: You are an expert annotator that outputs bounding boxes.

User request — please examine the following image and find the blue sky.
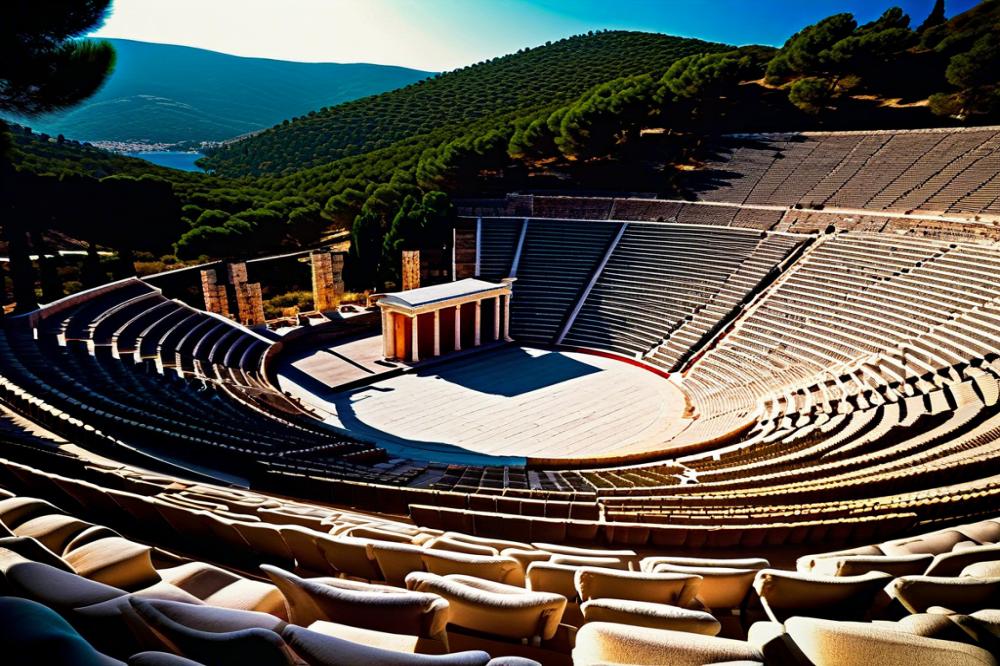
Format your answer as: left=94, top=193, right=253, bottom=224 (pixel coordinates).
left=91, top=0, right=981, bottom=71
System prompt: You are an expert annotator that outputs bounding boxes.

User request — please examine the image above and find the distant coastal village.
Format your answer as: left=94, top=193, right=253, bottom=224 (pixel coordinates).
left=9, top=123, right=210, bottom=171
left=9, top=123, right=213, bottom=155
left=91, top=139, right=210, bottom=154
left=90, top=131, right=257, bottom=155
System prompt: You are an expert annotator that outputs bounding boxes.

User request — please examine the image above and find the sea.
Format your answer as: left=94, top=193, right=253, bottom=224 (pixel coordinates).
left=124, top=151, right=205, bottom=172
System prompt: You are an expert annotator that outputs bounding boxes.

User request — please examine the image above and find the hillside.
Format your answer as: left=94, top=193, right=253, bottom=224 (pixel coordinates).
left=7, top=123, right=179, bottom=179
left=9, top=2, right=995, bottom=276
left=8, top=39, right=432, bottom=145
left=201, top=31, right=730, bottom=176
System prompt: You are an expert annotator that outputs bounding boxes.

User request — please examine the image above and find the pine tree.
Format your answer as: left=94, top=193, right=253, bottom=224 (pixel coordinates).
left=1, top=1, right=116, bottom=312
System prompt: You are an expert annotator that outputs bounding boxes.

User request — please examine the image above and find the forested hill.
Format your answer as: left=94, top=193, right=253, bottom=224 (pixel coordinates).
left=10, top=39, right=432, bottom=145
left=7, top=3, right=997, bottom=288
left=200, top=31, right=730, bottom=176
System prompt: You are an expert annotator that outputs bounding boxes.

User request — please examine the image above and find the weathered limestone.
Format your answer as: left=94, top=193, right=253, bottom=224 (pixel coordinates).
left=312, top=251, right=345, bottom=312
left=228, top=262, right=264, bottom=326
left=235, top=281, right=265, bottom=326
left=200, top=269, right=229, bottom=316
left=200, top=262, right=264, bottom=325
left=402, top=250, right=421, bottom=291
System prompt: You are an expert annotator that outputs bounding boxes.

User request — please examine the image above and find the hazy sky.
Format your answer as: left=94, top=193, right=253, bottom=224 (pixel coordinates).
left=90, top=0, right=981, bottom=71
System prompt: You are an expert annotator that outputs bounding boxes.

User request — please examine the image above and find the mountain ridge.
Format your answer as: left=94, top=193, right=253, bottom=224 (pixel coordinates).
left=6, top=38, right=433, bottom=145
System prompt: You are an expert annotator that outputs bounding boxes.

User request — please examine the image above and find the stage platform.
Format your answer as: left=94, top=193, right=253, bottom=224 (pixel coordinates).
left=274, top=336, right=691, bottom=465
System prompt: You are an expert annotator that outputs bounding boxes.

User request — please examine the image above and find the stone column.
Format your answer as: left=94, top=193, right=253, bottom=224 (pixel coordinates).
left=433, top=309, right=441, bottom=357
left=454, top=305, right=462, bottom=352
left=382, top=310, right=394, bottom=359
left=474, top=300, right=481, bottom=346
left=200, top=268, right=229, bottom=317
left=411, top=314, right=420, bottom=363
left=311, top=251, right=344, bottom=312
left=402, top=250, right=420, bottom=291
left=503, top=294, right=512, bottom=341
left=235, top=282, right=265, bottom=326
left=493, top=296, right=501, bottom=340
left=227, top=262, right=248, bottom=286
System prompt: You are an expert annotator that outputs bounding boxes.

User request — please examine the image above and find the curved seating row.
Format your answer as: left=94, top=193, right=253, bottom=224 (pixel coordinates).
left=690, top=128, right=1000, bottom=216
left=0, top=438, right=997, bottom=665
left=0, top=280, right=395, bottom=487
left=5, top=226, right=1000, bottom=558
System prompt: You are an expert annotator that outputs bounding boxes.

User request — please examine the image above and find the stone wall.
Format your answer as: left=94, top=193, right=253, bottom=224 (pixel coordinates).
left=453, top=227, right=477, bottom=279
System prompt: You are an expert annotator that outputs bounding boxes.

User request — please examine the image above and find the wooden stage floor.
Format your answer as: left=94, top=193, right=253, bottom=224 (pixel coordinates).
left=275, top=341, right=691, bottom=465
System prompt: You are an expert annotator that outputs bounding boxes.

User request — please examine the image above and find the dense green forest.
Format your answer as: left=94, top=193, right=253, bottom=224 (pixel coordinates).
left=763, top=0, right=999, bottom=116
left=12, top=39, right=431, bottom=145
left=5, top=2, right=998, bottom=306
left=200, top=31, right=730, bottom=176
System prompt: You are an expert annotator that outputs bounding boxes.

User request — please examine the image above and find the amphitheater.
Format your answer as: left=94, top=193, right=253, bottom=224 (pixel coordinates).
left=1, top=126, right=999, bottom=665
